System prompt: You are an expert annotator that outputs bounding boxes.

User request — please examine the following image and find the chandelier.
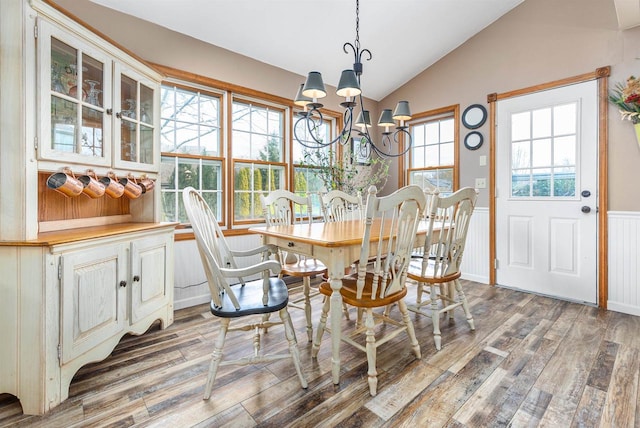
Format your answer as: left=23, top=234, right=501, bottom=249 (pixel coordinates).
left=293, top=0, right=412, bottom=159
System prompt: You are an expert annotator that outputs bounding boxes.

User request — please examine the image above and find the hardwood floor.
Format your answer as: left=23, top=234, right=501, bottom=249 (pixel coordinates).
left=2, top=279, right=639, bottom=427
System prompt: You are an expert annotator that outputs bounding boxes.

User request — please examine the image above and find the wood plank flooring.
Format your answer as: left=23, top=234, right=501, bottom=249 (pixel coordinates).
left=2, top=279, right=639, bottom=427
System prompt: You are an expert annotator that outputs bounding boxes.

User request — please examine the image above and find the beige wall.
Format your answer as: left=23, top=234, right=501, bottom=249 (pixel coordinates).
left=53, top=0, right=640, bottom=210
left=382, top=0, right=640, bottom=210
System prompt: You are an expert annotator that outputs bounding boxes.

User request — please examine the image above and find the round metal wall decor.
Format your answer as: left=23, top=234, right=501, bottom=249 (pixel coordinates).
left=462, top=104, right=487, bottom=129
left=464, top=131, right=483, bottom=150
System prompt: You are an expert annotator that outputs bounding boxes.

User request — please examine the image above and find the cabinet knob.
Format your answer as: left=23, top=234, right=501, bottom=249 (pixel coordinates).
left=106, top=108, right=113, bottom=115
left=133, top=275, right=140, bottom=282
left=115, top=111, right=122, bottom=119
left=119, top=280, right=127, bottom=287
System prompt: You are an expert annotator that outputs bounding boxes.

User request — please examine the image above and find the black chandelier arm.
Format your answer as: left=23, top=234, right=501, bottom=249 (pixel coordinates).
left=357, top=126, right=412, bottom=158
left=294, top=105, right=355, bottom=149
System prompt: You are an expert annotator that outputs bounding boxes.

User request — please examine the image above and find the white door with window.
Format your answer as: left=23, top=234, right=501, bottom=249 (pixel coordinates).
left=496, top=80, right=598, bottom=304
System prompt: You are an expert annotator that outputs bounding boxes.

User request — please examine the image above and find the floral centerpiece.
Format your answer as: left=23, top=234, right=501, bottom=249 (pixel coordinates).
left=610, top=76, right=640, bottom=124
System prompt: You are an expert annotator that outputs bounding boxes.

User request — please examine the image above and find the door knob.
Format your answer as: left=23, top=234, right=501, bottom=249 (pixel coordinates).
left=581, top=190, right=591, bottom=198
left=581, top=206, right=591, bottom=213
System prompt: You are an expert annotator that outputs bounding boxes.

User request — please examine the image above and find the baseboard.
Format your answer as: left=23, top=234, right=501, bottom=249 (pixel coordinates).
left=607, top=301, right=640, bottom=317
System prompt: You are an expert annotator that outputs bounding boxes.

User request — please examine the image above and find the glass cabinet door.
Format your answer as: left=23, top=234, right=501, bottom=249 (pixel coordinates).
left=40, top=21, right=112, bottom=166
left=115, top=65, right=159, bottom=171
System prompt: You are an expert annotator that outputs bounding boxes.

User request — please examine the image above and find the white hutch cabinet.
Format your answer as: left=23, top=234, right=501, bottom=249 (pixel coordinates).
left=0, top=0, right=175, bottom=415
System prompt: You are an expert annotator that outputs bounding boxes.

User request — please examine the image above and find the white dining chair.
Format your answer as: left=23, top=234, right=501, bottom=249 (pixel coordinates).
left=182, top=187, right=307, bottom=398
left=313, top=184, right=427, bottom=396
left=406, top=187, right=478, bottom=350
left=260, top=189, right=327, bottom=342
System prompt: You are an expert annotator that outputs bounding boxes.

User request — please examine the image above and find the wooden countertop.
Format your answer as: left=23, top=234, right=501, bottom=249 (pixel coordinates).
left=0, top=222, right=178, bottom=247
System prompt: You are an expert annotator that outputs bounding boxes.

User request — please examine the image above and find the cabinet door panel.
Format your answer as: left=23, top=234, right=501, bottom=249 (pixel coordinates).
left=60, top=244, right=125, bottom=364
left=130, top=234, right=169, bottom=323
left=38, top=19, right=112, bottom=166
left=113, top=63, right=160, bottom=172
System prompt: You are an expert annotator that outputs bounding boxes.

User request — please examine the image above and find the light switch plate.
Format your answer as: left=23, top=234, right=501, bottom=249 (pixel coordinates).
left=479, top=155, right=487, bottom=166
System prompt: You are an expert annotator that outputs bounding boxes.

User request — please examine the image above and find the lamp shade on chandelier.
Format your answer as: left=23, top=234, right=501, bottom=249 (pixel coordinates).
left=293, top=0, right=412, bottom=158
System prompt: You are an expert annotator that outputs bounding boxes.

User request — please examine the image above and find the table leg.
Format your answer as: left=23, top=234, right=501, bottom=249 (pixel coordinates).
left=328, top=255, right=345, bottom=385
left=330, top=276, right=344, bottom=384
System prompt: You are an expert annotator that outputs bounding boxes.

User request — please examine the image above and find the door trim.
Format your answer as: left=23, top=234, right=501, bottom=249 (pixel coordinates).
left=487, top=66, right=610, bottom=308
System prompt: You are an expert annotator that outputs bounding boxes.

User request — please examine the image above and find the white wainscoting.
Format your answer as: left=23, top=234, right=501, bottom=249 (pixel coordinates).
left=607, top=211, right=640, bottom=316
left=175, top=211, right=640, bottom=315
left=461, top=207, right=490, bottom=284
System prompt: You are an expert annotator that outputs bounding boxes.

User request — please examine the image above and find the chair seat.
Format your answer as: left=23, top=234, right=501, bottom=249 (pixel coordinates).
left=281, top=259, right=327, bottom=278
left=211, top=277, right=289, bottom=318
left=319, top=273, right=407, bottom=308
left=406, top=259, right=461, bottom=284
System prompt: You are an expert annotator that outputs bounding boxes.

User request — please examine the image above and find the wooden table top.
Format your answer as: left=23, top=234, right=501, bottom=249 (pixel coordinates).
left=250, top=219, right=429, bottom=248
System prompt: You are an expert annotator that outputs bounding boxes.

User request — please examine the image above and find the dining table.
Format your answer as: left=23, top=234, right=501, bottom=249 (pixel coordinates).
left=249, top=218, right=432, bottom=386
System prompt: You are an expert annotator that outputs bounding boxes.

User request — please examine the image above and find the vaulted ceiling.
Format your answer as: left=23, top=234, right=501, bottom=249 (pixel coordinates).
left=89, top=0, right=526, bottom=101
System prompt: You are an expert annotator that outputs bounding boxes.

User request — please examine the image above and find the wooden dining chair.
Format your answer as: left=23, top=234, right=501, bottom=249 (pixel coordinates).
left=260, top=189, right=327, bottom=342
left=313, top=184, right=427, bottom=396
left=320, top=189, right=364, bottom=222
left=406, top=187, right=478, bottom=350
left=182, top=187, right=307, bottom=398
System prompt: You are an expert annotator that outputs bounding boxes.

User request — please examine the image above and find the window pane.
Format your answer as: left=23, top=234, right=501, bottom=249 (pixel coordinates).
left=232, top=102, right=251, bottom=132
left=412, top=146, right=425, bottom=168
left=554, top=103, right=576, bottom=135
left=532, top=168, right=551, bottom=197
left=554, top=167, right=575, bottom=196
left=160, top=120, right=175, bottom=152
left=200, top=126, right=219, bottom=156
left=232, top=130, right=251, bottom=159
left=440, top=119, right=454, bottom=142
left=511, top=112, right=530, bottom=141
left=532, top=138, right=551, bottom=167
left=512, top=169, right=531, bottom=197
left=554, top=135, right=576, bottom=166
left=440, top=142, right=454, bottom=165
left=175, top=89, right=198, bottom=123
left=175, top=123, right=199, bottom=154
left=425, top=145, right=439, bottom=167
left=425, top=122, right=439, bottom=144
left=532, top=107, right=551, bottom=139
left=512, top=141, right=530, bottom=169
left=200, top=96, right=219, bottom=126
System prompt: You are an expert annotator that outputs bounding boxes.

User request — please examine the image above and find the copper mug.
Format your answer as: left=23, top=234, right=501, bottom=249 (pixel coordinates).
left=46, top=167, right=84, bottom=197
left=119, top=174, right=143, bottom=199
left=139, top=175, right=155, bottom=194
left=78, top=169, right=105, bottom=198
left=99, top=171, right=125, bottom=198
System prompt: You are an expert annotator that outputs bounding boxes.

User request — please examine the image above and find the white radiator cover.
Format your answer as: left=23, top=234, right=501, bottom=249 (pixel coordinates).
left=174, top=210, right=640, bottom=316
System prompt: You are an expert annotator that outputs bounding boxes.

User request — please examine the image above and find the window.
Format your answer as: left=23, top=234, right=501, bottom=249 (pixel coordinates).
left=292, top=116, right=333, bottom=214
left=160, top=85, right=223, bottom=223
left=510, top=103, right=577, bottom=197
left=408, top=112, right=456, bottom=193
left=232, top=99, right=286, bottom=223
left=159, top=73, right=339, bottom=229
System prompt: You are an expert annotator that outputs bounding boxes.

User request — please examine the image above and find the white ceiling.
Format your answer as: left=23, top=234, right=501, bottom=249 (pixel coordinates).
left=90, top=0, right=524, bottom=101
